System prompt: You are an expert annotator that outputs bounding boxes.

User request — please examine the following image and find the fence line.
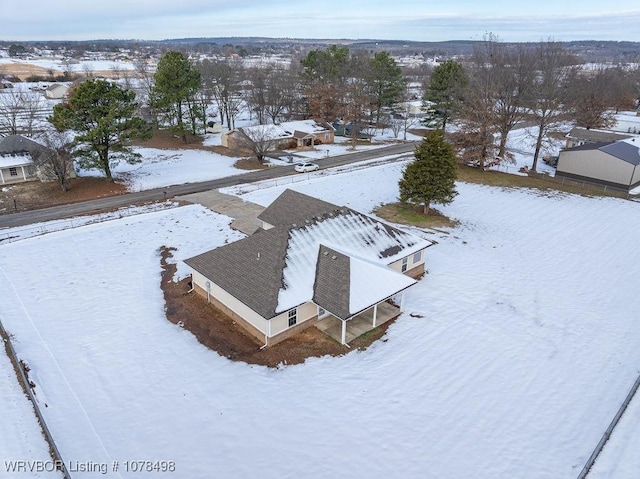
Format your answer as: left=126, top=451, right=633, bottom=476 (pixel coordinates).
left=0, top=319, right=71, bottom=479
left=578, top=372, right=640, bottom=478
left=0, top=201, right=177, bottom=244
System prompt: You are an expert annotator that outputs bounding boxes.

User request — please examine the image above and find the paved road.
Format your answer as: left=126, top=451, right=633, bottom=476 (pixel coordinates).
left=0, top=142, right=416, bottom=229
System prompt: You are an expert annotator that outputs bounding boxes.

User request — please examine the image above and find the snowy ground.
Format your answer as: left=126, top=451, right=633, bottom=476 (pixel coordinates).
left=77, top=147, right=248, bottom=192
left=490, top=125, right=562, bottom=176
left=1, top=162, right=639, bottom=478
left=0, top=344, right=61, bottom=478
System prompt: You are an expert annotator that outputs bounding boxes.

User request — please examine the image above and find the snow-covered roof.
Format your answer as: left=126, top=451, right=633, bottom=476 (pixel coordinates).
left=0, top=135, right=48, bottom=168
left=240, top=120, right=332, bottom=141
left=0, top=154, right=33, bottom=169
left=276, top=207, right=428, bottom=314
left=185, top=190, right=433, bottom=320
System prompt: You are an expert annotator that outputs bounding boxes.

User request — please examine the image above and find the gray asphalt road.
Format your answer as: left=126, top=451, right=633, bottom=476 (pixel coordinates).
left=0, top=142, right=416, bottom=229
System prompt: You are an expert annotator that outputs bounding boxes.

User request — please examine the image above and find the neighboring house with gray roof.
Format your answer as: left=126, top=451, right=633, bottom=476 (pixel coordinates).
left=556, top=138, right=640, bottom=191
left=0, top=135, right=47, bottom=185
left=0, top=135, right=76, bottom=185
left=565, top=127, right=633, bottom=149
left=184, top=189, right=434, bottom=346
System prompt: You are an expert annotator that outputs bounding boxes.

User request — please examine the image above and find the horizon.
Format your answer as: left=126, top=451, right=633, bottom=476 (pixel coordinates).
left=2, top=1, right=640, bottom=43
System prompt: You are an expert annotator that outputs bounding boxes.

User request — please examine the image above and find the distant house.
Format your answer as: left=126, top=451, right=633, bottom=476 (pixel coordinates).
left=184, top=190, right=434, bottom=346
left=331, top=119, right=374, bottom=140
left=556, top=138, right=640, bottom=191
left=564, top=127, right=632, bottom=149
left=222, top=119, right=334, bottom=151
left=44, top=83, right=70, bottom=100
left=0, top=135, right=75, bottom=185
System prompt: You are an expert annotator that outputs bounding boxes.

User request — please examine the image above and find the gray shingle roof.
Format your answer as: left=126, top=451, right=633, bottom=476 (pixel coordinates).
left=257, top=189, right=339, bottom=227
left=186, top=190, right=433, bottom=320
left=567, top=128, right=631, bottom=144
left=184, top=226, right=291, bottom=319
left=313, top=245, right=351, bottom=320
left=0, top=135, right=49, bottom=156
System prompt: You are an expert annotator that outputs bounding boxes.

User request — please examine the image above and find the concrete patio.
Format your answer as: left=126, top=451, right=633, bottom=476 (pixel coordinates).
left=315, top=301, right=401, bottom=345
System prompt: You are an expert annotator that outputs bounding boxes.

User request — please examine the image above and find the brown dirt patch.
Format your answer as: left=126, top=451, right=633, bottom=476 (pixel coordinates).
left=160, top=247, right=394, bottom=367
left=0, top=62, right=63, bottom=81
left=375, top=202, right=459, bottom=229
left=0, top=177, right=127, bottom=214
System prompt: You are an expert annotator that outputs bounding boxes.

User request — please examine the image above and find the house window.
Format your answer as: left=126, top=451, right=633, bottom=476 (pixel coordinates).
left=9, top=167, right=18, bottom=176
left=288, top=308, right=297, bottom=327
left=401, top=257, right=408, bottom=272
left=413, top=251, right=422, bottom=264
left=318, top=306, right=327, bottom=318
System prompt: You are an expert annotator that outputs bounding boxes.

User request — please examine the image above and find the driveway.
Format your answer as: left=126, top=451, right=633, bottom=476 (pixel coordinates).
left=178, top=190, right=265, bottom=235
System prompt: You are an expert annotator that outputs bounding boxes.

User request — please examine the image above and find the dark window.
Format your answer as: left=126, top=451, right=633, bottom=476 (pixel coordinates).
left=288, top=309, right=297, bottom=327
left=401, top=257, right=408, bottom=272
left=9, top=167, right=18, bottom=176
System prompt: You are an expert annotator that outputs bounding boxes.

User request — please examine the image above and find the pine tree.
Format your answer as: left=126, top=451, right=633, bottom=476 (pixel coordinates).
left=151, top=51, right=202, bottom=142
left=399, top=130, right=458, bottom=215
left=50, top=79, right=151, bottom=182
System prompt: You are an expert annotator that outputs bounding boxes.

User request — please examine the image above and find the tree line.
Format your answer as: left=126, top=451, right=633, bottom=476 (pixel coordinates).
left=2, top=38, right=639, bottom=189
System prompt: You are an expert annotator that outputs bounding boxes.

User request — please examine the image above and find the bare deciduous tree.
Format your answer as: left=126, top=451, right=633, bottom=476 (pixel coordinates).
left=528, top=41, right=578, bottom=171
left=0, top=89, right=46, bottom=136
left=237, top=124, right=279, bottom=163
left=32, top=130, right=76, bottom=191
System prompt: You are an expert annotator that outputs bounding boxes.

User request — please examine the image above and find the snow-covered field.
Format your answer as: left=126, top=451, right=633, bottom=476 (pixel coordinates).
left=77, top=147, right=248, bottom=192
left=1, top=162, right=639, bottom=478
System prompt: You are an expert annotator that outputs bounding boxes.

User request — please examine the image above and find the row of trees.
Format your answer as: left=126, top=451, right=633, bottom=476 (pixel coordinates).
left=425, top=36, right=640, bottom=170
left=5, top=40, right=640, bottom=189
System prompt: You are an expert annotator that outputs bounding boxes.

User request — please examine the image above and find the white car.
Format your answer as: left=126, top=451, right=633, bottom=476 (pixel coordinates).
left=294, top=162, right=320, bottom=173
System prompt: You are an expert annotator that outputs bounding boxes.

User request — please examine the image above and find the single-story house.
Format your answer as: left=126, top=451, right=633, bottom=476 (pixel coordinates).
left=185, top=189, right=434, bottom=346
left=0, top=135, right=75, bottom=185
left=222, top=119, right=334, bottom=150
left=556, top=138, right=640, bottom=191
left=564, top=127, right=632, bottom=149
left=44, top=83, right=70, bottom=100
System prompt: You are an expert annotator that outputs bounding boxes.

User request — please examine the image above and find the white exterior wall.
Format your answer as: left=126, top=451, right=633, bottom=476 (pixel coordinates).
left=191, top=270, right=269, bottom=336
left=270, top=302, right=318, bottom=336
left=557, top=150, right=634, bottom=186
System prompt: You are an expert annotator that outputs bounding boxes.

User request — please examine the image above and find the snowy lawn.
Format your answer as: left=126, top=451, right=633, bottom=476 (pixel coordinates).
left=77, top=147, right=248, bottom=192
left=0, top=344, right=61, bottom=478
left=490, top=125, right=562, bottom=176
left=1, top=164, right=639, bottom=478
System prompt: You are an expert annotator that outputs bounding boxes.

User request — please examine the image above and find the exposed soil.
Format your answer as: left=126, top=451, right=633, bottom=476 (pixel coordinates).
left=159, top=247, right=393, bottom=367
left=375, top=202, right=460, bottom=229
left=0, top=62, right=63, bottom=80
left=0, top=177, right=127, bottom=214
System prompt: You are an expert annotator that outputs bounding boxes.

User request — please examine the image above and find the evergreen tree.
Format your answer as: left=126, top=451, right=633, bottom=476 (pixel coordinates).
left=151, top=51, right=202, bottom=142
left=399, top=130, right=458, bottom=215
left=50, top=79, right=151, bottom=182
left=367, top=51, right=406, bottom=124
left=423, top=60, right=467, bottom=130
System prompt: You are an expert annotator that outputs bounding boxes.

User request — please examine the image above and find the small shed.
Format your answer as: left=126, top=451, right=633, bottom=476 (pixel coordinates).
left=44, top=83, right=70, bottom=100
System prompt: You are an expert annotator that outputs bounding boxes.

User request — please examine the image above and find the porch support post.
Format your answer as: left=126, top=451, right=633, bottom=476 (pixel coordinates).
left=400, top=291, right=406, bottom=312
left=21, top=166, right=27, bottom=180
left=372, top=303, right=378, bottom=327
left=341, top=319, right=346, bottom=345
left=0, top=169, right=5, bottom=184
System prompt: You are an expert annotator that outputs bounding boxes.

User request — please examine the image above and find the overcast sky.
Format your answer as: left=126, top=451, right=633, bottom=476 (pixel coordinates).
left=2, top=1, right=639, bottom=43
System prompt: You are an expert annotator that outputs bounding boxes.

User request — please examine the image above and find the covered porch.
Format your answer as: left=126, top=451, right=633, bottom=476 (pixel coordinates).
left=315, top=298, right=403, bottom=346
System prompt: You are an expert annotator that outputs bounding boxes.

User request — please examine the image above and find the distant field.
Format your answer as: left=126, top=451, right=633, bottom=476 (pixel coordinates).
left=0, top=61, right=62, bottom=80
